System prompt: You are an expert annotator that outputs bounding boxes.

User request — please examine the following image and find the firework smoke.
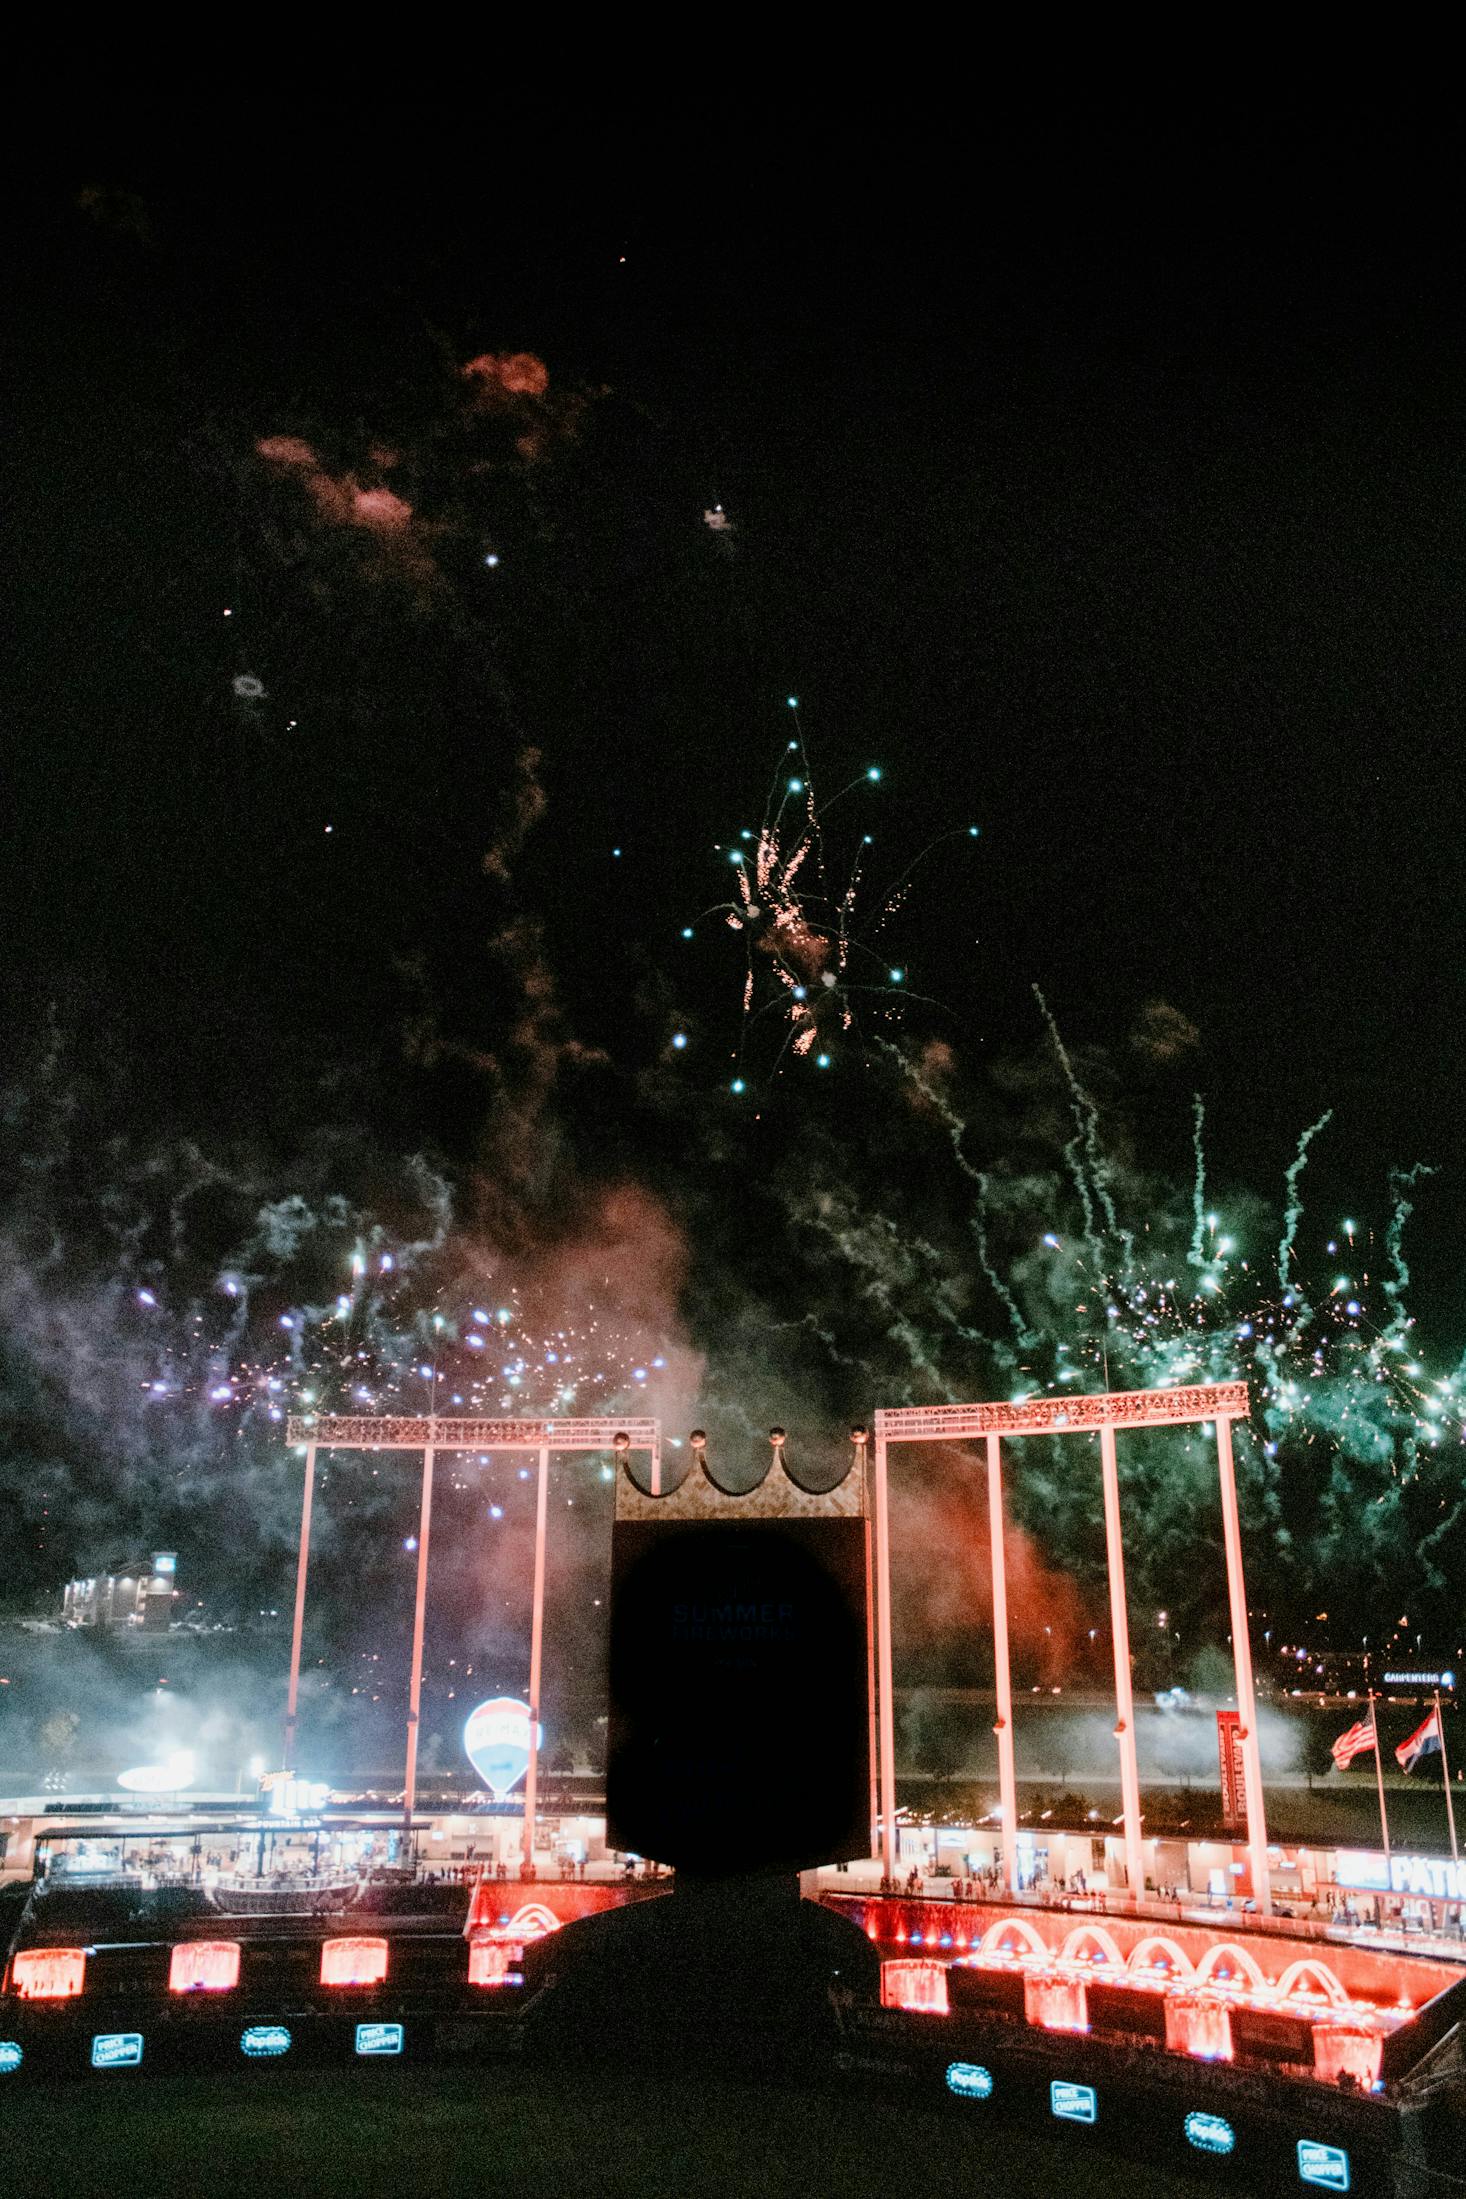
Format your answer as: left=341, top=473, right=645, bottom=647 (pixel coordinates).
left=775, top=1015, right=1464, bottom=1648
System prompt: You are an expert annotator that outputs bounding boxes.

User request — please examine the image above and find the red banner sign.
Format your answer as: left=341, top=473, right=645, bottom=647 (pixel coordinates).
left=1216, top=1710, right=1245, bottom=1827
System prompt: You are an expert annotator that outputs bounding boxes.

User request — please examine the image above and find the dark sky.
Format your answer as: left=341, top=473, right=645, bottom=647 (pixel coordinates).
left=5, top=139, right=1465, bottom=1314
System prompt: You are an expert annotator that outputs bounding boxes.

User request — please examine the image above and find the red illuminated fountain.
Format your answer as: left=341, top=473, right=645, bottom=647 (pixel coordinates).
left=858, top=1901, right=1425, bottom=2084
left=464, top=1874, right=563, bottom=1987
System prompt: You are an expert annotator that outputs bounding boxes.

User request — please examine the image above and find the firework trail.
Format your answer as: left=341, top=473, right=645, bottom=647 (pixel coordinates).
left=1382, top=1162, right=1436, bottom=1346
left=881, top=1039, right=1033, bottom=1357
left=782, top=1008, right=1464, bottom=1634
left=1277, top=1109, right=1333, bottom=1291
left=1033, top=984, right=1133, bottom=1272
left=1188, top=1093, right=1209, bottom=1272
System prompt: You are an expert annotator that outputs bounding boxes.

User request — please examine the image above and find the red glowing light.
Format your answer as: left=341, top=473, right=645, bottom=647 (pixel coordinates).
left=881, top=1961, right=950, bottom=2015
left=502, top=1902, right=560, bottom=1941
left=468, top=1939, right=512, bottom=1988
left=1025, top=1975, right=1090, bottom=2033
left=1313, top=2024, right=1383, bottom=2086
left=1275, top=1959, right=1349, bottom=2010
left=320, top=1935, right=389, bottom=1987
left=12, top=1948, right=86, bottom=1999
left=1166, top=1996, right=1234, bottom=2062
left=168, top=1940, right=240, bottom=1993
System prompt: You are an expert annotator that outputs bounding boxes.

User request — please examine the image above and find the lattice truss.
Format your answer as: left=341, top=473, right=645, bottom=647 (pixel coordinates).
left=876, top=1382, right=1248, bottom=1442
left=286, top=1414, right=661, bottom=1459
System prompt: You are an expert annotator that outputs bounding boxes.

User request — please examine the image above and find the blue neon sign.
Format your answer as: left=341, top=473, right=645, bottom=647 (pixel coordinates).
left=945, top=2062, right=994, bottom=2100
left=241, top=2025, right=292, bottom=2058
left=0, top=2042, right=22, bottom=2075
left=1050, top=2080, right=1096, bottom=2124
left=1184, top=2111, right=1236, bottom=2155
left=1298, top=2140, right=1350, bottom=2191
left=355, top=2022, right=404, bottom=2057
left=91, top=2032, right=144, bottom=2069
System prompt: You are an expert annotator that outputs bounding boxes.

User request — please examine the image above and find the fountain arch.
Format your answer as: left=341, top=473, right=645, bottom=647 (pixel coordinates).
left=1275, top=1957, right=1348, bottom=2008
left=1059, top=1923, right=1127, bottom=1971
left=1193, top=1941, right=1267, bottom=1992
left=979, top=1917, right=1051, bottom=1962
left=1127, top=1934, right=1195, bottom=1982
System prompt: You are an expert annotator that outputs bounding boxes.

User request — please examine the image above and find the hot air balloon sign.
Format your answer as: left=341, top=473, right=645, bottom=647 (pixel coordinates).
left=463, top=1698, right=542, bottom=1797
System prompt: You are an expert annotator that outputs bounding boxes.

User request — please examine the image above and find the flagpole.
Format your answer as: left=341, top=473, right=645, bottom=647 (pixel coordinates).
left=1369, top=1688, right=1391, bottom=1861
left=1435, top=1689, right=1458, bottom=1865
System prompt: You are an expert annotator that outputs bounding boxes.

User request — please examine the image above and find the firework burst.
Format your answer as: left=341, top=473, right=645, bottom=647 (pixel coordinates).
left=687, top=701, right=981, bottom=1089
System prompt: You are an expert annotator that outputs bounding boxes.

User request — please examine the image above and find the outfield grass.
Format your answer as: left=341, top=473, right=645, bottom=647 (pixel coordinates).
left=1, top=2064, right=1216, bottom=2199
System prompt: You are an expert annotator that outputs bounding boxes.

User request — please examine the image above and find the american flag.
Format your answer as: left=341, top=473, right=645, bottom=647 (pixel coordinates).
left=1331, top=1710, right=1378, bottom=1768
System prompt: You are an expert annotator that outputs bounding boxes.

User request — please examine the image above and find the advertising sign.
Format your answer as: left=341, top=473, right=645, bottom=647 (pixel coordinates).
left=1297, top=2139, right=1351, bottom=2191
left=263, top=1772, right=331, bottom=1816
left=1050, top=2081, right=1097, bottom=2124
left=91, top=2033, right=144, bottom=2069
left=0, top=2043, right=22, bottom=2076
left=241, top=2026, right=292, bottom=2058
left=945, top=2062, right=994, bottom=2100
left=1216, top=1710, right=1245, bottom=1828
left=1184, top=2111, right=1236, bottom=2155
left=463, top=1699, right=541, bottom=1797
left=355, top=2022, right=404, bottom=2057
left=1336, top=1848, right=1466, bottom=1899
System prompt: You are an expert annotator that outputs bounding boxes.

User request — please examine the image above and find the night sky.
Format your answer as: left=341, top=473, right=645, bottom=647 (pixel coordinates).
left=10, top=163, right=1465, bottom=1194
left=4, top=139, right=1465, bottom=1722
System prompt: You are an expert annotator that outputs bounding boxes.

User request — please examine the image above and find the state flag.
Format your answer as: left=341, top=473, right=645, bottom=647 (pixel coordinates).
left=1396, top=1708, right=1444, bottom=1775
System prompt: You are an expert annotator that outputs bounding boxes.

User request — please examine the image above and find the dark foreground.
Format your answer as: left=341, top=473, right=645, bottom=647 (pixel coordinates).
left=2, top=2064, right=1213, bottom=2199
